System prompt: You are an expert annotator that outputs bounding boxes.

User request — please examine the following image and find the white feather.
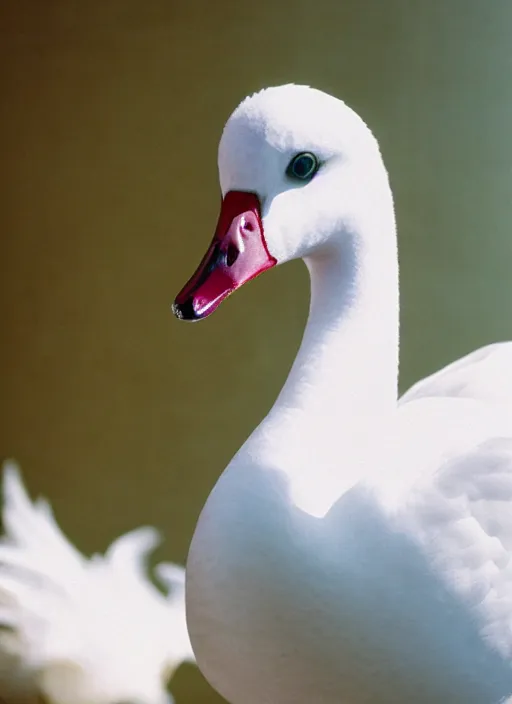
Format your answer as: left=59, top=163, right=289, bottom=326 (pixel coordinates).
left=0, top=461, right=195, bottom=704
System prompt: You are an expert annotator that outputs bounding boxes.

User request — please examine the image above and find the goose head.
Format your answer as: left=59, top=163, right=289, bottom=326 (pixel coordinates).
left=173, top=83, right=389, bottom=321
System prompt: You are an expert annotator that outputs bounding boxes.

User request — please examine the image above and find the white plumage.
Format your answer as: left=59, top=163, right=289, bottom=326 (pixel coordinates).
left=173, top=85, right=512, bottom=703
left=0, top=461, right=195, bottom=704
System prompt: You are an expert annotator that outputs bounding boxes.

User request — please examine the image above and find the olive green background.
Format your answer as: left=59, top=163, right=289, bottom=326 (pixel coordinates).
left=1, top=1, right=512, bottom=701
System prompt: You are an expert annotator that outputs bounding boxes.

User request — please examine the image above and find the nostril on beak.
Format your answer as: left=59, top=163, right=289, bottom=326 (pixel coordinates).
left=241, top=217, right=254, bottom=232
left=226, top=243, right=239, bottom=267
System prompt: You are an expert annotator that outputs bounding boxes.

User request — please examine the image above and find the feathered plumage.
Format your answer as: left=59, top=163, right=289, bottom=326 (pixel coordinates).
left=0, top=461, right=194, bottom=704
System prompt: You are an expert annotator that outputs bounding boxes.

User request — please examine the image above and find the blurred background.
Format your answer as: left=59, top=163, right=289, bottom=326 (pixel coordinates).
left=1, top=0, right=512, bottom=701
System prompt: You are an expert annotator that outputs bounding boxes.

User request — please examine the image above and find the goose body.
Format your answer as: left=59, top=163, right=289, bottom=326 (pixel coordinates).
left=0, top=461, right=194, bottom=704
left=173, top=85, right=512, bottom=703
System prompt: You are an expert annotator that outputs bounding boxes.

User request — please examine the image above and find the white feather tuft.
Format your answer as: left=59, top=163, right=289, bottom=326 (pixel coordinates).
left=0, top=460, right=194, bottom=704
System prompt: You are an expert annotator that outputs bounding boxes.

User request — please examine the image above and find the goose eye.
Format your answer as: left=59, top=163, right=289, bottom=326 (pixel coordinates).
left=286, top=152, right=319, bottom=181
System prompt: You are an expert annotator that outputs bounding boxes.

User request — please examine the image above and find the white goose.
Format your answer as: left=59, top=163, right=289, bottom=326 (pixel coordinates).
left=0, top=461, right=195, bottom=704
left=172, top=84, right=512, bottom=703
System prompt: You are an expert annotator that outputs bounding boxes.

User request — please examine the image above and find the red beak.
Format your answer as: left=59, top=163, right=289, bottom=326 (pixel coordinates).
left=172, top=191, right=277, bottom=321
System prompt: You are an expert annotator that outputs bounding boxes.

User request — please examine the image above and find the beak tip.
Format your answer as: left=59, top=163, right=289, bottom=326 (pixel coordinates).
left=172, top=298, right=201, bottom=322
